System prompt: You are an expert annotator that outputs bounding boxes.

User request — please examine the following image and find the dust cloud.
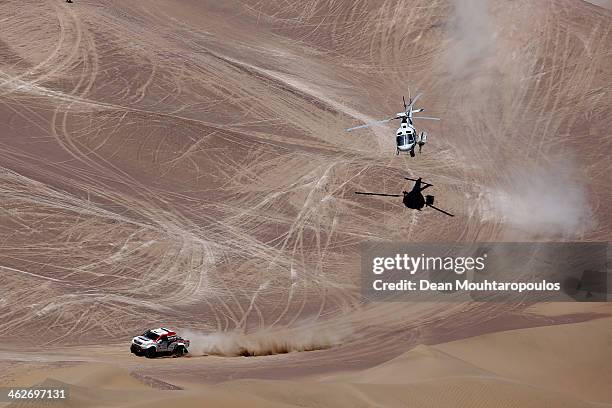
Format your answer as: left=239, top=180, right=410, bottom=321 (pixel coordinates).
left=181, top=324, right=352, bottom=357
left=488, top=162, right=595, bottom=237
left=444, top=0, right=496, bottom=79
left=443, top=0, right=596, bottom=238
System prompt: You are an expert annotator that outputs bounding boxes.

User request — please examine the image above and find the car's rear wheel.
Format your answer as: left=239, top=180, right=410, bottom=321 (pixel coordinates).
left=173, top=346, right=185, bottom=357
left=145, top=348, right=157, bottom=358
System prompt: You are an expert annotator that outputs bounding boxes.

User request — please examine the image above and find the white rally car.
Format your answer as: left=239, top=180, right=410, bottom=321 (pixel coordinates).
left=130, top=328, right=190, bottom=358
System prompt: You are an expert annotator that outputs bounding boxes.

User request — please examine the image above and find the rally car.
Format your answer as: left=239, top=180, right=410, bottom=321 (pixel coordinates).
left=130, top=328, right=190, bottom=358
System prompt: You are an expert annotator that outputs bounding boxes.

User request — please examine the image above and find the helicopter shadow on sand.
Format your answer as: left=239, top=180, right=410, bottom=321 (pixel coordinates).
left=355, top=177, right=454, bottom=217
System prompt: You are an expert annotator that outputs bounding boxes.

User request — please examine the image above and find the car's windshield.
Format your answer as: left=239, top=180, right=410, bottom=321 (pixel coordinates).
left=142, top=331, right=159, bottom=340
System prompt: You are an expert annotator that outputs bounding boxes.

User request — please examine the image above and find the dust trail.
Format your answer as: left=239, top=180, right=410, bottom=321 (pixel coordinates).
left=440, top=0, right=598, bottom=240
left=182, top=324, right=352, bottom=357
left=444, top=0, right=496, bottom=80
left=438, top=0, right=501, bottom=143
left=485, top=161, right=595, bottom=237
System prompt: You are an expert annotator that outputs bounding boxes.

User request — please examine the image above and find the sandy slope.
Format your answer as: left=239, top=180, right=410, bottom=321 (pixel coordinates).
left=2, top=317, right=610, bottom=407
left=0, top=0, right=611, bottom=406
left=585, top=0, right=612, bottom=10
left=434, top=320, right=612, bottom=403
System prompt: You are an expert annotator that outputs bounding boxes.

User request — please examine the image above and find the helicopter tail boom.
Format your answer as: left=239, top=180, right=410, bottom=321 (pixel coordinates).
left=427, top=204, right=455, bottom=217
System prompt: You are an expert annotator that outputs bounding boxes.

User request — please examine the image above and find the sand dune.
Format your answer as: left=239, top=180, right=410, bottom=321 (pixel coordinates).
left=0, top=0, right=610, bottom=406
left=585, top=0, right=612, bottom=10
left=435, top=317, right=612, bottom=402
left=3, top=317, right=610, bottom=407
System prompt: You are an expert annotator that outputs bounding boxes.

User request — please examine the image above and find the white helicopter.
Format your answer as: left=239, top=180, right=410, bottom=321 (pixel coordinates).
left=346, top=92, right=440, bottom=157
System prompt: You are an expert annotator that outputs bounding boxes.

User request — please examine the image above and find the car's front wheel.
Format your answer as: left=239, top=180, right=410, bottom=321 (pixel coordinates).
left=145, top=348, right=157, bottom=358
left=130, top=344, right=143, bottom=356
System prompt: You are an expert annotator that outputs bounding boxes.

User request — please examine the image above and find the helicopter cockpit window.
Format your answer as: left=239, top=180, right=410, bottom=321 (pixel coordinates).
left=397, top=135, right=415, bottom=146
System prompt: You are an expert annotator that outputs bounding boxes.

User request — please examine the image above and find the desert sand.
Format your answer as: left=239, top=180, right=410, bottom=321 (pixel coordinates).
left=0, top=0, right=611, bottom=407
left=586, top=0, right=612, bottom=10
left=2, top=316, right=611, bottom=407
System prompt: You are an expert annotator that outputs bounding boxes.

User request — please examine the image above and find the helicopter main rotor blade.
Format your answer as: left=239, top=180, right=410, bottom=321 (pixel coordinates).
left=409, top=93, right=423, bottom=109
left=404, top=177, right=433, bottom=188
left=427, top=204, right=455, bottom=217
left=412, top=116, right=440, bottom=121
left=404, top=177, right=428, bottom=184
left=355, top=192, right=401, bottom=197
left=346, top=117, right=396, bottom=132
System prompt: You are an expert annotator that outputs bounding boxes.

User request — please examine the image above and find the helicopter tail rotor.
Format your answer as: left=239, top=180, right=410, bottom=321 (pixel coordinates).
left=425, top=195, right=454, bottom=216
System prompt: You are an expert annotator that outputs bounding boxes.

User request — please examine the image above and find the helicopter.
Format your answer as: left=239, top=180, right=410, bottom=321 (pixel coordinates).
left=346, top=92, right=440, bottom=157
left=355, top=177, right=454, bottom=217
